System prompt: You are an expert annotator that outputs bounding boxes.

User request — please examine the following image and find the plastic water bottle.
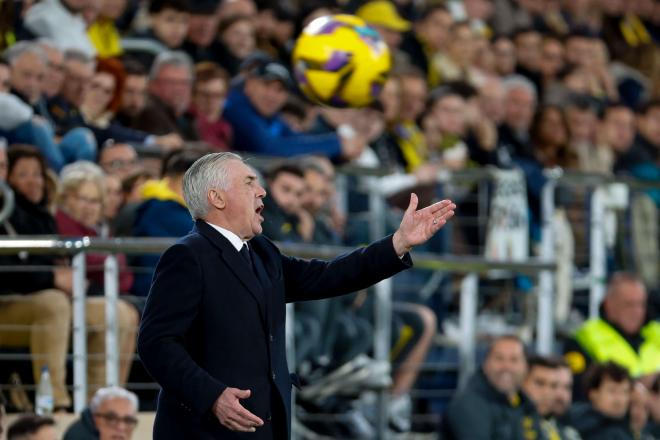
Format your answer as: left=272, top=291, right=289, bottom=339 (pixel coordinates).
left=35, top=366, right=54, bottom=415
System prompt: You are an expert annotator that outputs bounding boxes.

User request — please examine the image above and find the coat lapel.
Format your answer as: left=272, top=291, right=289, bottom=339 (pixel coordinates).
left=194, top=221, right=267, bottom=325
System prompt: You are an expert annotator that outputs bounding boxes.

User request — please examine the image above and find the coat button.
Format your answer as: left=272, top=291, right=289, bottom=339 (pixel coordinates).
left=269, top=334, right=274, bottom=342
left=272, top=373, right=276, bottom=380
left=267, top=414, right=272, bottom=421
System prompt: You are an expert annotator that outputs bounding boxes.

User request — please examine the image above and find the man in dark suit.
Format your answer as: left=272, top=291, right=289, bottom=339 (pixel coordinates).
left=137, top=152, right=455, bottom=439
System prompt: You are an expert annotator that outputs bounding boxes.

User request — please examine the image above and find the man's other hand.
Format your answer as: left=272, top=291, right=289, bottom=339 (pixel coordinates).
left=392, top=193, right=455, bottom=256
left=213, top=388, right=264, bottom=432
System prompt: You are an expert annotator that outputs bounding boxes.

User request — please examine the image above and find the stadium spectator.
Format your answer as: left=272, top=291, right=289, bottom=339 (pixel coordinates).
left=632, top=100, right=660, bottom=206
left=182, top=1, right=222, bottom=64
left=564, top=96, right=609, bottom=173
left=261, top=162, right=312, bottom=242
left=37, top=40, right=66, bottom=99
left=50, top=49, right=96, bottom=122
left=64, top=386, right=139, bottom=440
left=553, top=362, right=582, bottom=438
left=423, top=85, right=470, bottom=171
left=600, top=104, right=641, bottom=175
left=217, top=15, right=258, bottom=76
left=190, top=62, right=232, bottom=151
left=103, top=173, right=123, bottom=233
left=115, top=60, right=149, bottom=128
left=55, top=162, right=138, bottom=395
left=131, top=149, right=203, bottom=296
left=130, top=51, right=198, bottom=141
left=125, top=0, right=190, bottom=68
left=0, top=145, right=73, bottom=409
left=512, top=28, right=543, bottom=91
left=539, top=36, right=565, bottom=90
left=566, top=362, right=635, bottom=440
left=23, top=0, right=96, bottom=57
left=444, top=335, right=542, bottom=439
left=393, top=68, right=431, bottom=172
left=223, top=59, right=365, bottom=160
left=86, top=0, right=128, bottom=58
left=355, top=0, right=411, bottom=68
left=522, top=356, right=580, bottom=440
left=531, top=105, right=577, bottom=169
left=434, top=22, right=480, bottom=84
left=4, top=44, right=97, bottom=171
left=493, top=35, right=517, bottom=77
left=98, top=142, right=139, bottom=180
left=6, top=415, right=57, bottom=440
left=564, top=273, right=660, bottom=397
left=400, top=4, right=453, bottom=88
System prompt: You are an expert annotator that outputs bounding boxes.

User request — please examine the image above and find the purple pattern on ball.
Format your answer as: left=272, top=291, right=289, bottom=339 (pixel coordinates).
left=370, top=82, right=383, bottom=98
left=294, top=68, right=307, bottom=85
left=330, top=95, right=348, bottom=107
left=317, top=20, right=343, bottom=35
left=323, top=51, right=350, bottom=72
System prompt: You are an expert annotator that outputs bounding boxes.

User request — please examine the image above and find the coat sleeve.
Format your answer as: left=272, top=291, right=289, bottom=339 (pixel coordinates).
left=281, top=234, right=412, bottom=303
left=137, top=243, right=226, bottom=416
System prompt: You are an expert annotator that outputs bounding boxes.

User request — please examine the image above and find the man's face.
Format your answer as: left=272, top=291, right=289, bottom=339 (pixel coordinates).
left=639, top=107, right=660, bottom=146
left=553, top=367, right=573, bottom=417
left=269, top=171, right=305, bottom=216
left=215, top=160, right=266, bottom=240
left=483, top=339, right=527, bottom=396
left=603, top=107, right=636, bottom=153
left=10, top=52, right=45, bottom=104
left=104, top=174, right=123, bottom=220
left=515, top=31, right=542, bottom=70
left=99, top=144, right=139, bottom=179
left=432, top=95, right=467, bottom=136
left=303, top=169, right=331, bottom=215
left=504, top=86, right=536, bottom=132
left=565, top=37, right=593, bottom=67
left=400, top=76, right=427, bottom=121
left=0, top=64, right=9, bottom=93
left=63, top=0, right=86, bottom=12
left=188, top=13, right=220, bottom=47
left=566, top=106, right=596, bottom=143
left=151, top=8, right=190, bottom=49
left=417, top=9, right=453, bottom=51
left=589, top=377, right=631, bottom=419
left=62, top=59, right=95, bottom=107
left=479, top=79, right=505, bottom=123
left=93, top=397, right=138, bottom=440
left=121, top=75, right=148, bottom=117
left=150, top=65, right=193, bottom=116
left=244, top=77, right=287, bottom=118
left=604, top=280, right=647, bottom=335
left=40, top=45, right=65, bottom=98
left=494, top=38, right=516, bottom=75
left=540, top=39, right=564, bottom=78
left=523, top=366, right=559, bottom=417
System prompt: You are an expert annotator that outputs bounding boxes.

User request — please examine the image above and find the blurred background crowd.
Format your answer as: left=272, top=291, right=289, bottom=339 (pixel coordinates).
left=0, top=0, right=658, bottom=438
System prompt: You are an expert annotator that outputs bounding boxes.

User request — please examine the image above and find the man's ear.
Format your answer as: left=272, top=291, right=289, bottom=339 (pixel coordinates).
left=208, top=189, right=225, bottom=210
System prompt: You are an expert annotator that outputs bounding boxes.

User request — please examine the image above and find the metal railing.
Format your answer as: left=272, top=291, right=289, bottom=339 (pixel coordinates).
left=0, top=237, right=554, bottom=439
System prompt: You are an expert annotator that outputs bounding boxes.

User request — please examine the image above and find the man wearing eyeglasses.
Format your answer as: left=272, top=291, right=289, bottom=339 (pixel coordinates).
left=64, top=386, right=139, bottom=440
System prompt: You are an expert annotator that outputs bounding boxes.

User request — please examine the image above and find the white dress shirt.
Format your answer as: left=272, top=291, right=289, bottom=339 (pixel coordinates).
left=205, top=222, right=247, bottom=252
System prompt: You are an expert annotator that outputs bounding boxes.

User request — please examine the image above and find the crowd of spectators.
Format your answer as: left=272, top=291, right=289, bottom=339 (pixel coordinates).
left=0, top=0, right=658, bottom=437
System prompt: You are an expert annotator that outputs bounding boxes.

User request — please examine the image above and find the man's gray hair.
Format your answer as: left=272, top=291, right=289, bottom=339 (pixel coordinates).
left=150, top=51, right=194, bottom=81
left=4, top=41, right=47, bottom=66
left=63, top=48, right=96, bottom=68
left=89, top=386, right=139, bottom=413
left=183, top=152, right=243, bottom=219
left=502, top=74, right=537, bottom=102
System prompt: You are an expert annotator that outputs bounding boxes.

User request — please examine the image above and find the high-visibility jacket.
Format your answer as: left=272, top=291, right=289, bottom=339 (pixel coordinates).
left=575, top=318, right=660, bottom=377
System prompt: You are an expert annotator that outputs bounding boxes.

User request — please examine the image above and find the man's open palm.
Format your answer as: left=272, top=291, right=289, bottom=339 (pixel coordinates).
left=393, top=194, right=455, bottom=255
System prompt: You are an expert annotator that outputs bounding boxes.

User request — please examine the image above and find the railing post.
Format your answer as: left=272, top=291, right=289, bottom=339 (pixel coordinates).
left=104, top=255, right=120, bottom=387
left=458, top=273, right=478, bottom=389
left=589, top=187, right=607, bottom=318
left=72, top=252, right=87, bottom=412
left=368, top=177, right=390, bottom=439
left=537, top=179, right=556, bottom=354
left=286, top=303, right=296, bottom=440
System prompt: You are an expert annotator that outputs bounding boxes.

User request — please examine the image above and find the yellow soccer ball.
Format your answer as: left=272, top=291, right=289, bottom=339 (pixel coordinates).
left=292, top=14, right=391, bottom=108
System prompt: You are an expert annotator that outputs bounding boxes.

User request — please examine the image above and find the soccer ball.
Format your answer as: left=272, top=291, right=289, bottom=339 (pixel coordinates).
left=292, top=14, right=391, bottom=108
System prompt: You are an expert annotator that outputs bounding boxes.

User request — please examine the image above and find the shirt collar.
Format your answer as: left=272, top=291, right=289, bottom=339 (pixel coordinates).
left=205, top=222, right=247, bottom=252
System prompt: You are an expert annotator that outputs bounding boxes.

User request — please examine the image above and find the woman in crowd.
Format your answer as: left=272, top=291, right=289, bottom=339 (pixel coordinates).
left=54, top=161, right=138, bottom=397
left=190, top=62, right=233, bottom=151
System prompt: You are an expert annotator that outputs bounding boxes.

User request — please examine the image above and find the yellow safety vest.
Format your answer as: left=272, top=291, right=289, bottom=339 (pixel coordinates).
left=575, top=318, right=660, bottom=377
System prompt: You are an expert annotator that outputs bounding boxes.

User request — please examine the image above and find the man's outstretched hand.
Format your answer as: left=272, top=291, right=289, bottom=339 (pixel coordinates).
left=213, top=388, right=264, bottom=432
left=392, top=194, right=456, bottom=256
